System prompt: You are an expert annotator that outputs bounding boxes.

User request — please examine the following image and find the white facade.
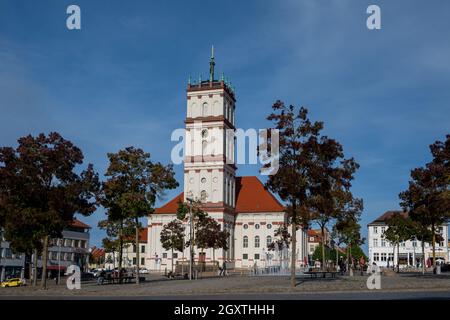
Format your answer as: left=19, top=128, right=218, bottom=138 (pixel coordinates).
left=147, top=60, right=308, bottom=271
left=104, top=242, right=148, bottom=270
left=368, top=215, right=448, bottom=268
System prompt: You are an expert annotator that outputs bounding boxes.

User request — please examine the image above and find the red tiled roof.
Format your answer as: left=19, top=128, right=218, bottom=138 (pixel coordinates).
left=154, top=176, right=285, bottom=214
left=368, top=210, right=408, bottom=225
left=139, top=228, right=148, bottom=243
left=235, top=176, right=285, bottom=213
left=123, top=227, right=148, bottom=243
left=90, top=247, right=105, bottom=258
left=155, top=192, right=184, bottom=214
left=307, top=229, right=321, bottom=237
left=70, top=219, right=90, bottom=229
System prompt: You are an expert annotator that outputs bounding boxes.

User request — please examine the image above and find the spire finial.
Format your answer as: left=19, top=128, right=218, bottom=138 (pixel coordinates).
left=209, top=45, right=215, bottom=82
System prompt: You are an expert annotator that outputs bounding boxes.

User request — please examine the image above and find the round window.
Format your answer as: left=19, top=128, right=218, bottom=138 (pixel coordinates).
left=201, top=129, right=208, bottom=138
left=255, top=224, right=260, bottom=229
left=267, top=224, right=272, bottom=229
left=243, top=224, right=248, bottom=230
left=201, top=177, right=206, bottom=183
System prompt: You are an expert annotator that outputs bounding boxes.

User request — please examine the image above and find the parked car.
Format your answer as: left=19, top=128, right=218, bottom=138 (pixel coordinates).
left=1, top=278, right=24, bottom=288
left=139, top=267, right=149, bottom=274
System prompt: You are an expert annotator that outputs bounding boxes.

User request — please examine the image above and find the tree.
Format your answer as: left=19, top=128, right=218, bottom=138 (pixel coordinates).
left=268, top=225, right=291, bottom=268
left=0, top=132, right=99, bottom=289
left=263, top=101, right=328, bottom=288
left=308, top=138, right=361, bottom=271
left=399, top=135, right=450, bottom=271
left=160, top=220, right=185, bottom=273
left=333, top=203, right=364, bottom=274
left=383, top=213, right=413, bottom=272
left=98, top=217, right=135, bottom=273
left=409, top=221, right=432, bottom=274
left=195, top=216, right=229, bottom=271
left=99, top=147, right=178, bottom=284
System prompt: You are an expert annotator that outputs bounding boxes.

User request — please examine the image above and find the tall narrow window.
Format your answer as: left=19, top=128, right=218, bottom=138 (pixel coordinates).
left=255, top=236, right=260, bottom=248
left=243, top=236, right=248, bottom=248
left=267, top=236, right=272, bottom=248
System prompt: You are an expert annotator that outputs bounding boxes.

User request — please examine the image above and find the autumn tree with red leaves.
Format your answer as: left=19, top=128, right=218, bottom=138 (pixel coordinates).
left=0, top=132, right=100, bottom=289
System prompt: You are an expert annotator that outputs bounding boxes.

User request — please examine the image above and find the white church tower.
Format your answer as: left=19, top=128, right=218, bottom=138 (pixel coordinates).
left=184, top=46, right=237, bottom=262
left=149, top=49, right=308, bottom=272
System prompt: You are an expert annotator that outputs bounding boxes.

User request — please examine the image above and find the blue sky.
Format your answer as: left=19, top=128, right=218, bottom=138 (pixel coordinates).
left=1, top=1, right=449, bottom=252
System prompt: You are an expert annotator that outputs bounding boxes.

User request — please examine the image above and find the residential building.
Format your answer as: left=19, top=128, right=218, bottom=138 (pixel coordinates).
left=104, top=228, right=148, bottom=270
left=0, top=219, right=90, bottom=281
left=367, top=211, right=448, bottom=268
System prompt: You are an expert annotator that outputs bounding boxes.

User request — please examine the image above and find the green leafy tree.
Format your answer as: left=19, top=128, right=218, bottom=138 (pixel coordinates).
left=268, top=225, right=291, bottom=268
left=383, top=213, right=414, bottom=272
left=160, top=220, right=185, bottom=272
left=408, top=220, right=434, bottom=274
left=400, top=135, right=450, bottom=270
left=0, top=132, right=100, bottom=289
left=195, top=216, right=229, bottom=270
left=99, top=147, right=178, bottom=283
left=333, top=207, right=364, bottom=273
left=98, top=217, right=135, bottom=272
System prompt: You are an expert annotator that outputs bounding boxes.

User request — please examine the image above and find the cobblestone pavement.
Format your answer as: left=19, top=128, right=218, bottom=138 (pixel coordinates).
left=0, top=272, right=449, bottom=298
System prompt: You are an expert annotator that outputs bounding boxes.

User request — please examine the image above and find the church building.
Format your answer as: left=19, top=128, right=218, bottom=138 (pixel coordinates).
left=147, top=50, right=308, bottom=271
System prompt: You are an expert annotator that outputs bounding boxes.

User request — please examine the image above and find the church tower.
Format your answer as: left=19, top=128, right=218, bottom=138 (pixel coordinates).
left=184, top=47, right=237, bottom=215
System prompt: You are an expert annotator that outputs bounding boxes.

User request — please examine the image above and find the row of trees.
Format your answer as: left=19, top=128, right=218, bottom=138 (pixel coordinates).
left=385, top=134, right=450, bottom=274
left=0, top=133, right=178, bottom=288
left=263, top=101, right=364, bottom=287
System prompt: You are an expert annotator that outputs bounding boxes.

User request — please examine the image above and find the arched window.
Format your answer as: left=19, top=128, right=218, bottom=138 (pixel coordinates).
left=267, top=236, right=272, bottom=248
left=255, top=236, right=260, bottom=248
left=243, top=236, right=248, bottom=248
left=202, top=102, right=208, bottom=116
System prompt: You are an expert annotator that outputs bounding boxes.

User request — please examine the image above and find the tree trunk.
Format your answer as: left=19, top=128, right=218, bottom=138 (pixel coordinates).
left=171, top=248, right=174, bottom=273
left=33, top=249, right=38, bottom=286
left=290, top=201, right=297, bottom=288
left=135, top=220, right=140, bottom=284
left=431, top=223, right=436, bottom=271
left=348, top=245, right=353, bottom=276
left=396, top=243, right=400, bottom=273
left=27, top=252, right=32, bottom=282
left=41, top=235, right=49, bottom=290
left=321, top=225, right=326, bottom=271
left=118, top=224, right=123, bottom=281
left=392, top=245, right=395, bottom=270
left=213, top=248, right=216, bottom=274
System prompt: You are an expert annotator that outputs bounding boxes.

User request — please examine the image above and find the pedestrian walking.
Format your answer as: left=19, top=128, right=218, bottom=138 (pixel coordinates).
left=221, top=261, right=227, bottom=276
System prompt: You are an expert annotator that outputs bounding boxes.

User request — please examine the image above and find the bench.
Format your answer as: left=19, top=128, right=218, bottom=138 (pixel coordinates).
left=166, top=271, right=188, bottom=280
left=304, top=271, right=338, bottom=278
left=99, top=275, right=136, bottom=285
